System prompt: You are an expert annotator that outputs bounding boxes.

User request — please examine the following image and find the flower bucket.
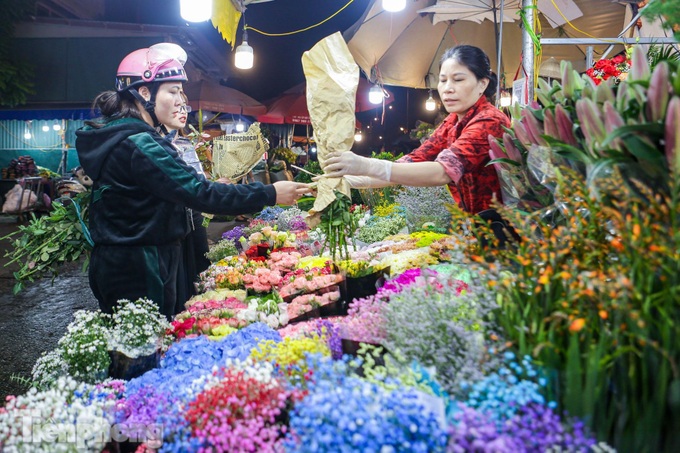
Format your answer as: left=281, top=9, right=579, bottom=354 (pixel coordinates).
left=108, top=349, right=160, bottom=381
left=340, top=266, right=390, bottom=307
left=319, top=299, right=343, bottom=317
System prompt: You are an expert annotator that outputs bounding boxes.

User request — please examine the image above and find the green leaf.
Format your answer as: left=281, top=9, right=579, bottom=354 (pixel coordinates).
left=565, top=333, right=584, bottom=417
left=487, top=157, right=521, bottom=167
left=601, top=123, right=664, bottom=147
left=40, top=252, right=50, bottom=262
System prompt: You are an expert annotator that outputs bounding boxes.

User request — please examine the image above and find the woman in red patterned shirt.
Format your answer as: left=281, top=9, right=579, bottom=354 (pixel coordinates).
left=323, top=45, right=509, bottom=214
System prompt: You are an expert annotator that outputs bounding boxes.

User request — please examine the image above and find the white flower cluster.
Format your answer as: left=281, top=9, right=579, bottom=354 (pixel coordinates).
left=107, top=298, right=170, bottom=358
left=55, top=310, right=110, bottom=384
left=0, top=377, right=114, bottom=452
left=237, top=298, right=289, bottom=329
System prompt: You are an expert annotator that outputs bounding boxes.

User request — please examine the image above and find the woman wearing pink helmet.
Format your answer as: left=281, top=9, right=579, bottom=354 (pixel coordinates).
left=76, top=43, right=310, bottom=319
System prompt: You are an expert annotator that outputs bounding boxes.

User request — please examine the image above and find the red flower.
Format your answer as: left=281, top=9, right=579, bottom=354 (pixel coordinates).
left=166, top=316, right=197, bottom=339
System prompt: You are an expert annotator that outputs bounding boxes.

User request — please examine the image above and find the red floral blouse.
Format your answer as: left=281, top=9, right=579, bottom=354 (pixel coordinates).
left=399, top=96, right=510, bottom=213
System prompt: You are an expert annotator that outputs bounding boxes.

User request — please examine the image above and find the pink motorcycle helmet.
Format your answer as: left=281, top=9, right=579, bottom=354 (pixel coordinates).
left=115, top=42, right=188, bottom=92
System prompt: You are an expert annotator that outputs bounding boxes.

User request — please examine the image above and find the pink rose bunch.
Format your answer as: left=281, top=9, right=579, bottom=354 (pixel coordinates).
left=242, top=267, right=283, bottom=294
left=279, top=274, right=343, bottom=299
left=268, top=251, right=301, bottom=274
left=287, top=289, right=341, bottom=317
left=187, top=297, right=248, bottom=314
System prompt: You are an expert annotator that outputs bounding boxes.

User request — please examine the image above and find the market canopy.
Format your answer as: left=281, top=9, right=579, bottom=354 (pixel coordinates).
left=183, top=79, right=267, bottom=116
left=257, top=78, right=394, bottom=125
left=344, top=0, right=633, bottom=89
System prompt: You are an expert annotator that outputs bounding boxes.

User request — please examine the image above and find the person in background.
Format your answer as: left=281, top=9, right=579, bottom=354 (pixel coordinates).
left=322, top=45, right=509, bottom=215
left=76, top=42, right=309, bottom=319
left=159, top=92, right=212, bottom=300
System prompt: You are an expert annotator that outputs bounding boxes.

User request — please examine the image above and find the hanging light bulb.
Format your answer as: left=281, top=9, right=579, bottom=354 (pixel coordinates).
left=24, top=130, right=32, bottom=140
left=53, top=121, right=61, bottom=131
left=354, top=130, right=362, bottom=142
left=235, top=29, right=254, bottom=69
left=383, top=0, right=406, bottom=12
left=425, top=90, right=436, bottom=111
left=235, top=120, right=245, bottom=132
left=369, top=84, right=383, bottom=105
left=42, top=124, right=50, bottom=132
left=180, top=0, right=212, bottom=22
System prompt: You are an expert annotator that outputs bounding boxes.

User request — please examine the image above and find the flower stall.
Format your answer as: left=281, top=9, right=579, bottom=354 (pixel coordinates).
left=2, top=44, right=680, bottom=452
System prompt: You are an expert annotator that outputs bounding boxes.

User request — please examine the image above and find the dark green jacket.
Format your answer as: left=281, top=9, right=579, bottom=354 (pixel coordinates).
left=76, top=118, right=275, bottom=246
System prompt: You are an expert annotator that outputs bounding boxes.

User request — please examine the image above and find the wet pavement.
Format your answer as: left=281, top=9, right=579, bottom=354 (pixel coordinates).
left=0, top=216, right=239, bottom=400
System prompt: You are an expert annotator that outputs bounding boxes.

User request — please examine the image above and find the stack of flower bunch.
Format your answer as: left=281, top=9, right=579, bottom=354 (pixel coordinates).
left=279, top=263, right=343, bottom=321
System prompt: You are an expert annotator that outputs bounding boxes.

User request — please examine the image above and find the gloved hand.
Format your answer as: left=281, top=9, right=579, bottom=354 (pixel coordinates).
left=323, top=151, right=393, bottom=181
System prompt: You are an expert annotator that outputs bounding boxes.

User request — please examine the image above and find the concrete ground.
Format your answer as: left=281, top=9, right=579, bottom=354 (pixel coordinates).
left=0, top=214, right=241, bottom=400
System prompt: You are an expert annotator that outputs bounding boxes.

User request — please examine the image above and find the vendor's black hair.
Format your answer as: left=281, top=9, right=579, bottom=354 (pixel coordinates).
left=441, top=45, right=498, bottom=102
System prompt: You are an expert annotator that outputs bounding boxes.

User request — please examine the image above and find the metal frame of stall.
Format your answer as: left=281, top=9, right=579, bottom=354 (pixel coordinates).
left=518, top=0, right=680, bottom=103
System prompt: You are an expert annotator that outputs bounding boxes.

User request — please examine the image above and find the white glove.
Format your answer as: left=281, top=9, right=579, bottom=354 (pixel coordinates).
left=344, top=175, right=392, bottom=188
left=323, top=151, right=393, bottom=181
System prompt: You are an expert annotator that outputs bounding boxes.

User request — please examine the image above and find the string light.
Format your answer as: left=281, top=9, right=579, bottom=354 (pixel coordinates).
left=180, top=0, right=212, bottom=22
left=383, top=0, right=406, bottom=12
left=425, top=90, right=436, bottom=111
left=354, top=130, right=362, bottom=142
left=42, top=124, right=50, bottom=132
left=235, top=120, right=245, bottom=132
left=53, top=120, right=61, bottom=131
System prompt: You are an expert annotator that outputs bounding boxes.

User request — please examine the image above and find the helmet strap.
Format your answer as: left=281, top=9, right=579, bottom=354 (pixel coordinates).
left=128, top=86, right=161, bottom=127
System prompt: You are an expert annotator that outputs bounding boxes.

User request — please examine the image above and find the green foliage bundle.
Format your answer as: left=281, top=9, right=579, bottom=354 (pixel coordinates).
left=294, top=160, right=322, bottom=184
left=2, top=192, right=92, bottom=294
left=319, top=190, right=357, bottom=262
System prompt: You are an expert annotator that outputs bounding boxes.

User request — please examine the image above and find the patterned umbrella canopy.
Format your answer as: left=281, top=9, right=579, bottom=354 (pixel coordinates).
left=344, top=0, right=628, bottom=89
